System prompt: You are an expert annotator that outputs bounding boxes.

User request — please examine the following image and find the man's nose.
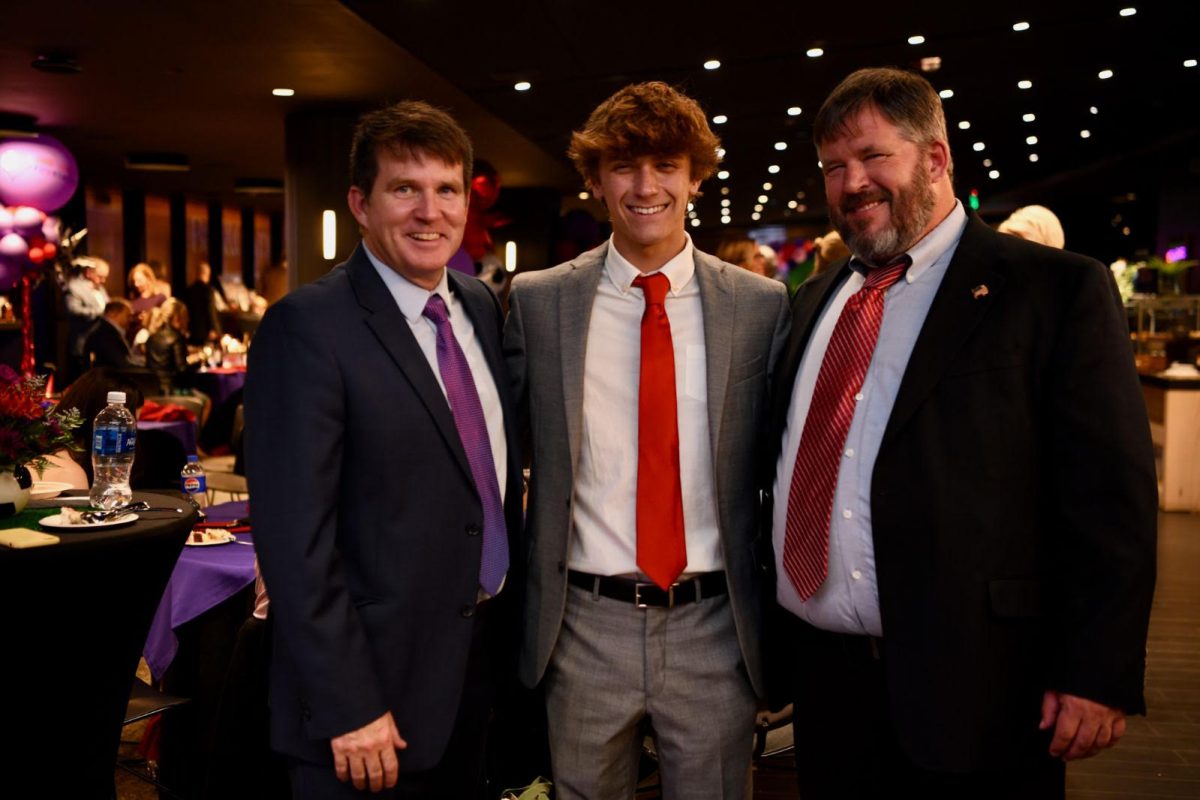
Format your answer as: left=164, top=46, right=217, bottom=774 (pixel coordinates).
left=633, top=165, right=659, bottom=195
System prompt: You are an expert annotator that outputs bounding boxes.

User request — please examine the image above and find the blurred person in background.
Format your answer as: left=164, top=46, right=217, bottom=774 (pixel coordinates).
left=997, top=205, right=1065, bottom=249
left=717, top=236, right=771, bottom=277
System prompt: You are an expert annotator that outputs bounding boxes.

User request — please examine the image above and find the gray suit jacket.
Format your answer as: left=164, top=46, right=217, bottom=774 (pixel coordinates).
left=504, top=242, right=790, bottom=696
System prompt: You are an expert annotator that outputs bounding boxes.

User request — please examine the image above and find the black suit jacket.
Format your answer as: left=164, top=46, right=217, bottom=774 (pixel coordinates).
left=766, top=215, right=1157, bottom=771
left=245, top=244, right=523, bottom=770
left=84, top=318, right=138, bottom=369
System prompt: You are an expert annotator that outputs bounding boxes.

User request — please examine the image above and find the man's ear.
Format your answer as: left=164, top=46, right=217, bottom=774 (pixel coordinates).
left=347, top=185, right=369, bottom=229
left=926, top=139, right=951, bottom=182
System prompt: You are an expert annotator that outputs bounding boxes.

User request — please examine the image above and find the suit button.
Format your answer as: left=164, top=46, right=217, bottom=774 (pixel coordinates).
left=461, top=604, right=475, bottom=618
left=466, top=524, right=481, bottom=536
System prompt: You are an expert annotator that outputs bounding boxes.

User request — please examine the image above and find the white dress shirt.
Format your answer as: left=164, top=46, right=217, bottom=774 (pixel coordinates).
left=570, top=235, right=722, bottom=577
left=772, top=202, right=968, bottom=635
left=365, top=244, right=507, bottom=502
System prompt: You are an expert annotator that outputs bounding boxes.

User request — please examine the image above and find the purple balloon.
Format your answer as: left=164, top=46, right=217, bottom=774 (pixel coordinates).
left=0, top=254, right=22, bottom=291
left=0, top=135, right=80, bottom=211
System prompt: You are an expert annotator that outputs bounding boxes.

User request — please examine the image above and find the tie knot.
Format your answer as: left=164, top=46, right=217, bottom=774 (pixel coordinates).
left=632, top=272, right=670, bottom=306
left=862, top=254, right=911, bottom=292
left=422, top=293, right=449, bottom=325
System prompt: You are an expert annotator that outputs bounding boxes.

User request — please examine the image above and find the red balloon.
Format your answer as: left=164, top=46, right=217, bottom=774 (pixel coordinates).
left=41, top=242, right=56, bottom=259
left=27, top=246, right=44, bottom=264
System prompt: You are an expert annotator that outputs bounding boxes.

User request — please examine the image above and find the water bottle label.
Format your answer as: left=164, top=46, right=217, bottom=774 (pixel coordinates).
left=182, top=475, right=206, bottom=494
left=93, top=425, right=136, bottom=456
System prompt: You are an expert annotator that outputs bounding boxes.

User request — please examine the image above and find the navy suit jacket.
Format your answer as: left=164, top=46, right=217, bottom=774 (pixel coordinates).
left=766, top=215, right=1157, bottom=770
left=245, top=244, right=523, bottom=769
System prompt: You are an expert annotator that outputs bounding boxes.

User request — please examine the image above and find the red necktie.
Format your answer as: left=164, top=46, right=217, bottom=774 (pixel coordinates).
left=783, top=256, right=911, bottom=600
left=632, top=273, right=687, bottom=590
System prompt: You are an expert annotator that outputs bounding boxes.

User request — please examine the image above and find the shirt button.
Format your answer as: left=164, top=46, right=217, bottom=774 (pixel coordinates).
left=854, top=392, right=864, bottom=401
left=844, top=448, right=855, bottom=457
left=851, top=569, right=863, bottom=581
left=842, top=509, right=853, bottom=519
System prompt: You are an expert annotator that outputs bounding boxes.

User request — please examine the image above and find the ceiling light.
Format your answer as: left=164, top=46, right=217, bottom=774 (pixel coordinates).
left=1080, top=129, right=1092, bottom=138
left=787, top=106, right=802, bottom=116
left=788, top=200, right=798, bottom=209
left=514, top=81, right=532, bottom=91
left=1090, top=106, right=1099, bottom=114
left=908, top=35, right=925, bottom=45
left=983, top=159, right=993, bottom=167
left=939, top=89, right=954, bottom=99
left=704, top=59, right=721, bottom=70
left=234, top=178, right=284, bottom=194
left=1098, top=69, right=1114, bottom=80
left=1026, top=135, right=1038, bottom=145
left=716, top=147, right=726, bottom=158
left=919, top=56, right=942, bottom=73
left=1119, top=7, right=1137, bottom=16
left=687, top=202, right=694, bottom=211
left=1022, top=113, right=1036, bottom=122
left=774, top=141, right=787, bottom=151
left=712, top=114, right=728, bottom=124
left=767, top=164, right=780, bottom=174
left=124, top=152, right=190, bottom=172
left=1013, top=21, right=1030, bottom=31
left=272, top=88, right=295, bottom=97
left=1185, top=59, right=1198, bottom=68
left=721, top=216, right=731, bottom=224
left=796, top=191, right=806, bottom=199
left=757, top=194, right=768, bottom=203
left=973, top=142, right=985, bottom=152
left=751, top=212, right=761, bottom=221
left=688, top=211, right=697, bottom=219
left=721, top=199, right=731, bottom=207
left=720, top=187, right=730, bottom=195
left=754, top=204, right=764, bottom=212
left=1029, top=153, right=1039, bottom=162
left=958, top=121, right=971, bottom=130
left=807, top=47, right=824, bottom=58
left=718, top=170, right=730, bottom=180
left=797, top=204, right=807, bottom=212
left=691, top=218, right=701, bottom=227
left=762, top=182, right=773, bottom=190
left=989, top=170, right=1000, bottom=179
left=1018, top=80, right=1032, bottom=89
left=578, top=191, right=588, bottom=200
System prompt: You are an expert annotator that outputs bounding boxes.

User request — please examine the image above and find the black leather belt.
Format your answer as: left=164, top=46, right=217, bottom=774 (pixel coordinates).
left=568, top=570, right=727, bottom=609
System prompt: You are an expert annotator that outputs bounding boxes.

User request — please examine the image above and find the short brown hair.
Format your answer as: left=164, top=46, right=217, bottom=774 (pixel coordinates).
left=104, top=298, right=133, bottom=316
left=568, top=82, right=721, bottom=186
left=814, top=67, right=953, bottom=179
left=350, top=100, right=474, bottom=195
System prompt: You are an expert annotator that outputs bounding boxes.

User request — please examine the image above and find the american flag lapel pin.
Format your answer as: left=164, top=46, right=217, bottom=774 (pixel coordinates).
left=971, top=284, right=989, bottom=300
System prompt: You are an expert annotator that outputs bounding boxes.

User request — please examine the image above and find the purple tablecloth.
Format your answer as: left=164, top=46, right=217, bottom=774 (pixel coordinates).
left=143, top=500, right=254, bottom=679
left=138, top=418, right=198, bottom=455
left=194, top=368, right=246, bottom=406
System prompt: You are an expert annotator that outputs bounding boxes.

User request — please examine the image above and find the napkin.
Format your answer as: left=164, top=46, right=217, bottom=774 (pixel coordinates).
left=0, top=528, right=61, bottom=549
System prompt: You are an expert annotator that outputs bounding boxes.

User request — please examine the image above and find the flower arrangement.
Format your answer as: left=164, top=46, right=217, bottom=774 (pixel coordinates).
left=0, top=366, right=82, bottom=472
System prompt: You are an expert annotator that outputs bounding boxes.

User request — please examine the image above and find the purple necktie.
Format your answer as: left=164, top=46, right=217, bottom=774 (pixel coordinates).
left=423, top=294, right=508, bottom=595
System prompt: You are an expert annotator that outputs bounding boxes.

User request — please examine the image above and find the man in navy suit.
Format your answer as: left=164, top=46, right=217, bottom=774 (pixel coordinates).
left=246, top=101, right=522, bottom=799
left=767, top=67, right=1156, bottom=798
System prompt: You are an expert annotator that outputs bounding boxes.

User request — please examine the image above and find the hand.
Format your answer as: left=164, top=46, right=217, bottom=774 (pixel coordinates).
left=1039, top=690, right=1126, bottom=761
left=330, top=711, right=408, bottom=792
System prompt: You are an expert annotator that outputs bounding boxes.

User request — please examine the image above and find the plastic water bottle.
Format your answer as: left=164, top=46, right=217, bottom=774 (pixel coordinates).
left=90, top=391, right=136, bottom=509
left=180, top=455, right=208, bottom=513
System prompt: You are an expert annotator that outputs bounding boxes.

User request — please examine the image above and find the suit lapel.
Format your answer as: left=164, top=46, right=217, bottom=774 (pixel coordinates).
left=880, top=215, right=1006, bottom=450
left=345, top=246, right=474, bottom=485
left=559, top=246, right=605, bottom=472
left=695, top=252, right=733, bottom=462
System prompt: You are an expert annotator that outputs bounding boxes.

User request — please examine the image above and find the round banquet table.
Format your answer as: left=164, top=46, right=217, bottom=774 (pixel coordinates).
left=0, top=491, right=197, bottom=798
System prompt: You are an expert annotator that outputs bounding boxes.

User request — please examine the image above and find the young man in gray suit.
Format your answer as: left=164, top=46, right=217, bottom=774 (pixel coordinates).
left=505, top=82, right=791, bottom=800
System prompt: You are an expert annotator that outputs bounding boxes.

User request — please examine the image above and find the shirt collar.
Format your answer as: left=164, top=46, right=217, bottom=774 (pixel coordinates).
left=850, top=199, right=968, bottom=284
left=363, top=242, right=451, bottom=323
left=604, top=234, right=696, bottom=296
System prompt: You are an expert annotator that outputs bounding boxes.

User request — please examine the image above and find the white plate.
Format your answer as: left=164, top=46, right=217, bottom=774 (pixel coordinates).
left=185, top=530, right=237, bottom=547
left=30, top=481, right=74, bottom=501
left=39, top=512, right=139, bottom=531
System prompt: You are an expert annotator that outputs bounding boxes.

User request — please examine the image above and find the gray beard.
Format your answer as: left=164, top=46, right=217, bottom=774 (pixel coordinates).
left=832, top=172, right=935, bottom=267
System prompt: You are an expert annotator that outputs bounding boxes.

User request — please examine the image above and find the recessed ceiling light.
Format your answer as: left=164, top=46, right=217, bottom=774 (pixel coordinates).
left=958, top=121, right=971, bottom=130
left=787, top=106, right=802, bottom=116
left=973, top=142, right=986, bottom=152
left=1119, top=7, right=1137, bottom=16
left=751, top=212, right=761, bottom=221
left=577, top=191, right=588, bottom=200
left=704, top=59, right=721, bottom=70
left=919, top=56, right=942, bottom=73
left=712, top=114, right=728, bottom=124
left=1018, top=80, right=1033, bottom=89
left=774, top=141, right=787, bottom=151
left=689, top=211, right=697, bottom=218
left=989, top=170, right=1000, bottom=179
left=716, top=147, right=726, bottom=158
left=754, top=204, right=764, bottom=212
left=1022, top=113, right=1036, bottom=122
left=1185, top=59, right=1198, bottom=68
left=1026, top=135, right=1038, bottom=145
left=1080, top=129, right=1092, bottom=138
left=908, top=35, right=925, bottom=45
left=721, top=187, right=730, bottom=195
left=687, top=202, right=695, bottom=211
left=718, top=170, right=730, bottom=180
left=1013, top=21, right=1031, bottom=31
left=939, top=89, right=954, bottom=99
left=763, top=182, right=773, bottom=190
left=1029, top=153, right=1039, bottom=162
left=797, top=191, right=806, bottom=199
left=1090, top=106, right=1099, bottom=114
left=721, top=199, right=731, bottom=207
left=1098, top=69, right=1114, bottom=80
left=721, top=216, right=731, bottom=224
left=690, top=218, right=701, bottom=227
left=757, top=194, right=768, bottom=203
left=767, top=164, right=781, bottom=174
left=788, top=200, right=798, bottom=209
left=514, top=81, right=532, bottom=91
left=272, top=88, right=295, bottom=97
left=807, top=47, right=824, bottom=58
left=983, top=159, right=993, bottom=167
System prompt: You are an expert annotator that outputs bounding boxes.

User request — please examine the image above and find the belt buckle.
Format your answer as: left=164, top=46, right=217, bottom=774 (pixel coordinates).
left=634, top=582, right=674, bottom=609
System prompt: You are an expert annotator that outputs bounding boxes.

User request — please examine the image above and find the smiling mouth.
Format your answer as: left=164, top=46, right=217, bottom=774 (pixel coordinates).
left=629, top=203, right=668, bottom=216
left=844, top=195, right=888, bottom=217
left=408, top=232, right=442, bottom=241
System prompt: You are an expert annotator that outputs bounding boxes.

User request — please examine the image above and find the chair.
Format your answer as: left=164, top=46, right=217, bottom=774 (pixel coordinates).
left=132, top=428, right=188, bottom=490
left=118, top=678, right=190, bottom=798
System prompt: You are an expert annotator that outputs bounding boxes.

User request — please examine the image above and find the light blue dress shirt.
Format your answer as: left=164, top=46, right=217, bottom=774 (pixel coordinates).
left=772, top=201, right=968, bottom=636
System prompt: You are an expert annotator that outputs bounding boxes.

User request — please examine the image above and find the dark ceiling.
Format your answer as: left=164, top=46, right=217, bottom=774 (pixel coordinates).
left=2, top=1, right=1198, bottom=243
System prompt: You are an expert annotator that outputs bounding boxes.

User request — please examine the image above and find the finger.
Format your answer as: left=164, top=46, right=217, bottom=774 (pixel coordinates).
left=350, top=755, right=368, bottom=791
left=1039, top=690, right=1060, bottom=730
left=1049, top=711, right=1081, bottom=758
left=1064, top=717, right=1100, bottom=761
left=382, top=745, right=400, bottom=789
left=333, top=751, right=350, bottom=783
left=388, top=717, right=408, bottom=750
left=1112, top=716, right=1127, bottom=744
left=366, top=751, right=385, bottom=793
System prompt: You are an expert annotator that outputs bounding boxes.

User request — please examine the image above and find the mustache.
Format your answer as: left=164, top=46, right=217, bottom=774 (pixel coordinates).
left=839, top=191, right=891, bottom=214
